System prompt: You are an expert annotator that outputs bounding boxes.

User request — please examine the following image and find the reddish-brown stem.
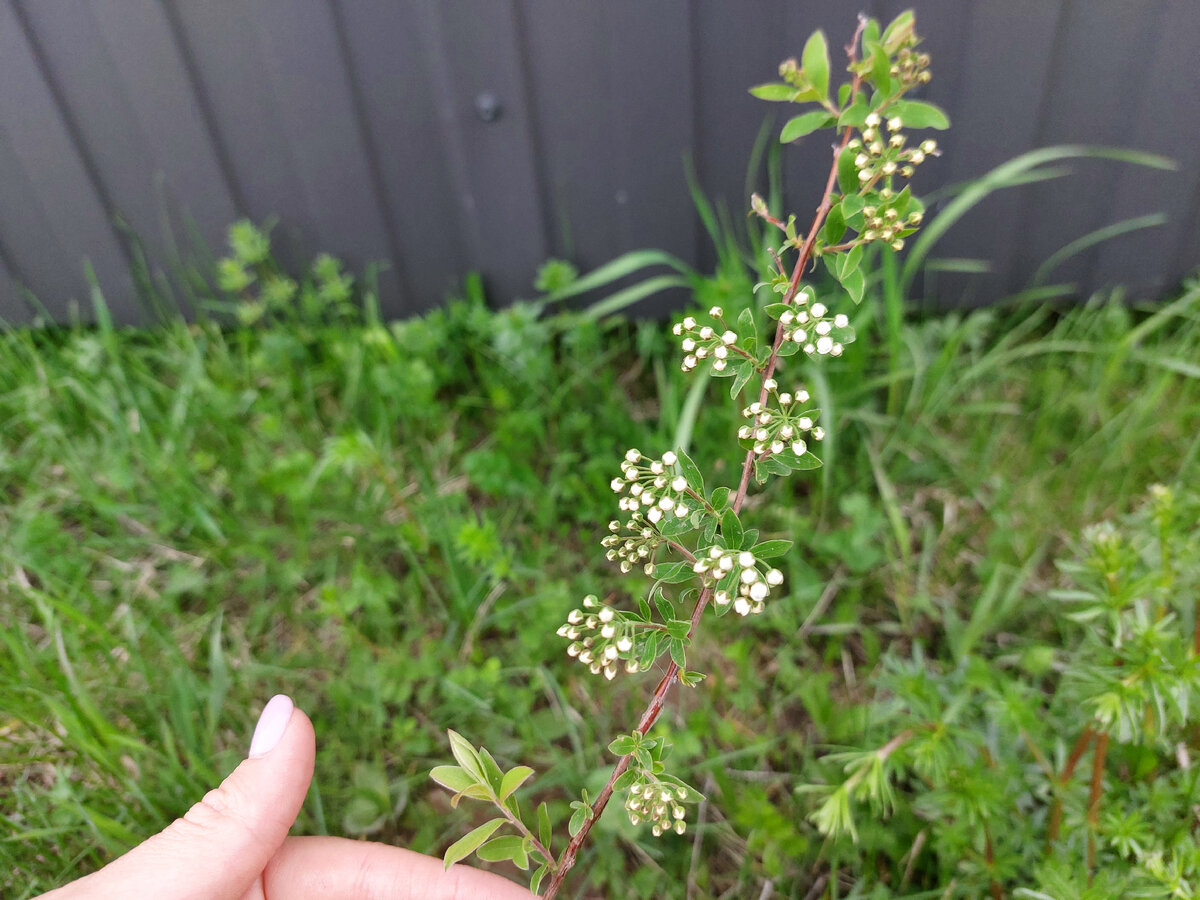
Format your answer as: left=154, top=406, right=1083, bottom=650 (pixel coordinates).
left=542, top=20, right=867, bottom=899
left=1086, top=731, right=1109, bottom=877
left=983, top=824, right=1003, bottom=900
left=1046, top=724, right=1096, bottom=850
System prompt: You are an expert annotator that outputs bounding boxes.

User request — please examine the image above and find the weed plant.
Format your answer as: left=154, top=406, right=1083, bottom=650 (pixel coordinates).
left=2, top=14, right=1199, bottom=899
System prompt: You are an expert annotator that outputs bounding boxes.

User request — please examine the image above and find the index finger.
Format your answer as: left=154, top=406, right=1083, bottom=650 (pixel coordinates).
left=261, top=836, right=539, bottom=899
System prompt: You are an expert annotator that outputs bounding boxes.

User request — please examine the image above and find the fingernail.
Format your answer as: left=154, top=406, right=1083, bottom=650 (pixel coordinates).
left=249, top=694, right=294, bottom=758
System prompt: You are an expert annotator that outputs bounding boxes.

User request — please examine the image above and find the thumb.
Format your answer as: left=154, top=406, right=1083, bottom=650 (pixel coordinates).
left=49, top=694, right=315, bottom=900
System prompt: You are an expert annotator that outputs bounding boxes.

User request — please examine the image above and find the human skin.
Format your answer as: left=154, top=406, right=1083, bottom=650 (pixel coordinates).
left=39, top=696, right=535, bottom=900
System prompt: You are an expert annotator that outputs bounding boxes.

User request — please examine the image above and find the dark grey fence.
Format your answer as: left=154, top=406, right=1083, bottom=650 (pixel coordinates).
left=0, top=0, right=1197, bottom=324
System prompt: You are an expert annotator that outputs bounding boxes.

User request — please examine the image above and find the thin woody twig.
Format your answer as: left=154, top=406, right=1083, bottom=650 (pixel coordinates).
left=541, top=19, right=869, bottom=898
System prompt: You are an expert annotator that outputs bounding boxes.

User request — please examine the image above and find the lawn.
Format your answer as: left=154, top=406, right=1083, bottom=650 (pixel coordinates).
left=2, top=222, right=1199, bottom=897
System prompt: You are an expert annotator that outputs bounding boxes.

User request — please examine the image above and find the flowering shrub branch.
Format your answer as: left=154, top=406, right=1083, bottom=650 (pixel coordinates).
left=429, top=11, right=950, bottom=896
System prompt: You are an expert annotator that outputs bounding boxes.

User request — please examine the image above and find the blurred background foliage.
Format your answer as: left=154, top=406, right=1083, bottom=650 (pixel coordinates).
left=2, top=148, right=1199, bottom=899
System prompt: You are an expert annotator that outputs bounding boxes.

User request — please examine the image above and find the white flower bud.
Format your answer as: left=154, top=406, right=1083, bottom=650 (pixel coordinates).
left=750, top=581, right=768, bottom=601
left=798, top=416, right=813, bottom=430
left=611, top=478, right=625, bottom=492
left=741, top=568, right=759, bottom=584
left=791, top=440, right=807, bottom=456
left=709, top=305, right=723, bottom=317
left=682, top=316, right=696, bottom=329
left=681, top=338, right=695, bottom=352
left=734, top=598, right=751, bottom=616
left=713, top=358, right=727, bottom=371
left=766, top=568, right=784, bottom=585
left=811, top=302, right=826, bottom=318
left=817, top=336, right=833, bottom=354
left=661, top=450, right=677, bottom=465
left=770, top=440, right=784, bottom=454
left=617, top=636, right=633, bottom=652
left=672, top=475, right=687, bottom=491
left=721, top=330, right=737, bottom=345
left=865, top=112, right=881, bottom=127
left=816, top=321, right=831, bottom=336
left=834, top=314, right=848, bottom=328
left=699, top=326, right=713, bottom=340
left=598, top=607, right=614, bottom=623
left=812, top=426, right=825, bottom=440
left=714, top=590, right=730, bottom=605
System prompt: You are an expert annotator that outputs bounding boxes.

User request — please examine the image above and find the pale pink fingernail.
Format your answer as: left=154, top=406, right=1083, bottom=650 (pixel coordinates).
left=249, top=694, right=294, bottom=758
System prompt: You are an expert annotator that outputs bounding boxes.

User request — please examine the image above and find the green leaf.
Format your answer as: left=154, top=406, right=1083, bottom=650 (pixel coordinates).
left=666, top=619, right=690, bottom=640
left=838, top=98, right=870, bottom=129
left=839, top=244, right=864, bottom=278
left=613, top=769, right=639, bottom=791
left=443, top=818, right=504, bottom=869
left=822, top=201, right=846, bottom=244
left=749, top=83, right=798, bottom=101
left=669, top=639, right=687, bottom=668
left=639, top=632, right=662, bottom=669
left=792, top=452, right=823, bottom=470
left=477, top=748, right=506, bottom=793
left=889, top=100, right=950, bottom=130
left=868, top=43, right=892, bottom=95
left=530, top=864, right=549, bottom=895
left=537, top=801, right=552, bottom=850
left=477, top=835, right=529, bottom=869
left=721, top=509, right=745, bottom=549
left=609, top=734, right=638, bottom=755
left=568, top=805, right=590, bottom=837
left=841, top=266, right=865, bottom=305
left=862, top=18, right=880, bottom=48
left=679, top=669, right=707, bottom=687
left=499, top=766, right=534, bottom=801
left=446, top=731, right=485, bottom=783
left=752, top=539, right=793, bottom=558
left=675, top=449, right=704, bottom=495
left=780, top=110, right=835, bottom=143
left=654, top=561, right=694, bottom=584
left=710, top=486, right=731, bottom=511
left=654, top=591, right=674, bottom=623
left=730, top=361, right=756, bottom=400
left=429, top=765, right=476, bottom=794
left=881, top=10, right=915, bottom=52
left=837, top=143, right=860, bottom=194
left=802, top=30, right=830, bottom=100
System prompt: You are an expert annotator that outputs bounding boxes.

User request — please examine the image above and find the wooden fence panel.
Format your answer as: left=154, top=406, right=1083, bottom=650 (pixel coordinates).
left=0, top=0, right=1196, bottom=324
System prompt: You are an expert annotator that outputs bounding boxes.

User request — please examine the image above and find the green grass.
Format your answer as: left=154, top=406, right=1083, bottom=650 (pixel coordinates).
left=2, top=226, right=1199, bottom=897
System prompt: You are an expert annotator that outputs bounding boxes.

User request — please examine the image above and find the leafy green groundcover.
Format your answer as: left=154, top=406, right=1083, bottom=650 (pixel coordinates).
left=2, top=227, right=1199, bottom=897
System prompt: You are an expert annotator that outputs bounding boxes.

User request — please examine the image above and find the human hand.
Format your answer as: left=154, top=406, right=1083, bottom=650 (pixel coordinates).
left=40, top=695, right=536, bottom=899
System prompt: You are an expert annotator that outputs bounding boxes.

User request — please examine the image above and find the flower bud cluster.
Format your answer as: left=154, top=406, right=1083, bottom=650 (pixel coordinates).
left=737, top=381, right=825, bottom=457
left=693, top=546, right=784, bottom=616
left=891, top=46, right=932, bottom=86
left=557, top=594, right=643, bottom=679
left=610, top=449, right=692, bottom=543
left=848, top=114, right=938, bottom=234
left=625, top=777, right=689, bottom=835
left=672, top=309, right=738, bottom=373
left=776, top=292, right=851, bottom=357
